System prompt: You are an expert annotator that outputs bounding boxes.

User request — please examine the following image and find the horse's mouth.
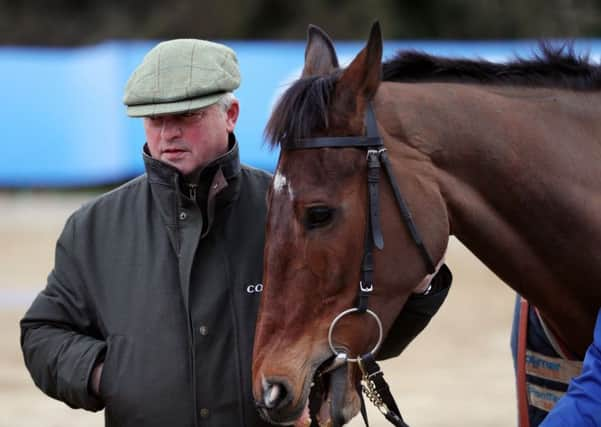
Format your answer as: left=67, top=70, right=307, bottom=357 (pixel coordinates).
left=291, top=352, right=356, bottom=427
left=308, top=354, right=351, bottom=426
left=256, top=352, right=359, bottom=426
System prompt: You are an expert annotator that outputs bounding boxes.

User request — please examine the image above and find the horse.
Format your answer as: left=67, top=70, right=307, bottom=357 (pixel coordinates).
left=252, top=22, right=601, bottom=426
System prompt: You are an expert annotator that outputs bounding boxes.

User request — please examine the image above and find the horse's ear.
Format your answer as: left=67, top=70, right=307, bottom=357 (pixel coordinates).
left=337, top=21, right=382, bottom=101
left=301, top=24, right=340, bottom=77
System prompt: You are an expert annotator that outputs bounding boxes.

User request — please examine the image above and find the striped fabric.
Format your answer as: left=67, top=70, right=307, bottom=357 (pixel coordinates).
left=511, top=297, right=583, bottom=426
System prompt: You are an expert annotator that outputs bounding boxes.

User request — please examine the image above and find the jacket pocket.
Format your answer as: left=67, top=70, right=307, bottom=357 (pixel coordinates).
left=99, top=334, right=127, bottom=404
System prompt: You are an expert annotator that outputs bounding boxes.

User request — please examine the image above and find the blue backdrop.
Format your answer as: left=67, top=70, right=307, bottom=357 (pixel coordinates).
left=2, top=39, right=600, bottom=187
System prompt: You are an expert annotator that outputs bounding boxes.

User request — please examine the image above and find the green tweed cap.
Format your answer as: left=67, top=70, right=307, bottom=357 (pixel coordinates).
left=123, top=39, right=240, bottom=117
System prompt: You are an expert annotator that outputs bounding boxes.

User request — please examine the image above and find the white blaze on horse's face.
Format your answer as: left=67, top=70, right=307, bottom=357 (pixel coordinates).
left=273, top=170, right=294, bottom=199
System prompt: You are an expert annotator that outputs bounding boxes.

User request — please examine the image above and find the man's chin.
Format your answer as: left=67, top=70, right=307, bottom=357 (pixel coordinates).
left=160, top=157, right=193, bottom=175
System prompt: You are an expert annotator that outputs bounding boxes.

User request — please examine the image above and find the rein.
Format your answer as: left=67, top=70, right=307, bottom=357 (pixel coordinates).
left=283, top=103, right=436, bottom=427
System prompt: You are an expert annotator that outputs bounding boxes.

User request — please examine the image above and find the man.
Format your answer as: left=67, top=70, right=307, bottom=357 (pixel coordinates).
left=21, top=39, right=274, bottom=426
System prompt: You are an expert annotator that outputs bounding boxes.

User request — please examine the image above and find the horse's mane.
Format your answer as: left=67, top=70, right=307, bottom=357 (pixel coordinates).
left=266, top=43, right=601, bottom=148
left=383, top=43, right=601, bottom=88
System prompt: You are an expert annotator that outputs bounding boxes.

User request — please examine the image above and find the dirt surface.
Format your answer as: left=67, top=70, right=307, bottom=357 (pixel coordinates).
left=0, top=192, right=517, bottom=427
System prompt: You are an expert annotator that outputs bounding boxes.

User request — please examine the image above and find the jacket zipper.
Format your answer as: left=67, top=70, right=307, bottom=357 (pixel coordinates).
left=188, top=184, right=198, bottom=202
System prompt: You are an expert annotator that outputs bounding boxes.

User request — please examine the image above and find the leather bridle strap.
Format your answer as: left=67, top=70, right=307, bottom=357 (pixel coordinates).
left=287, top=136, right=383, bottom=149
left=357, top=148, right=382, bottom=312
left=379, top=149, right=436, bottom=274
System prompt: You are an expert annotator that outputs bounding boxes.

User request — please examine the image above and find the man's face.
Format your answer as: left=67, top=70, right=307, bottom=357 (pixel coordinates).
left=144, top=100, right=239, bottom=175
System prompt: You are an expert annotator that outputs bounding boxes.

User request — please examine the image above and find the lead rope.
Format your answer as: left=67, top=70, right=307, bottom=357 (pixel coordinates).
left=358, top=353, right=409, bottom=427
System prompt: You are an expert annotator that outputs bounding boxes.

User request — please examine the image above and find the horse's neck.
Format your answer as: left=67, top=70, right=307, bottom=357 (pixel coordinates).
left=382, top=82, right=601, bottom=355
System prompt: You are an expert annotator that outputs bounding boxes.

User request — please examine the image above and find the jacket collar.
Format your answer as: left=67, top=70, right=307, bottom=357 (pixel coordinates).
left=143, top=134, right=243, bottom=231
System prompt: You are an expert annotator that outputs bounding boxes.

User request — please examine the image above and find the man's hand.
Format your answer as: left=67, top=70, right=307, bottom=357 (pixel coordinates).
left=90, top=362, right=104, bottom=397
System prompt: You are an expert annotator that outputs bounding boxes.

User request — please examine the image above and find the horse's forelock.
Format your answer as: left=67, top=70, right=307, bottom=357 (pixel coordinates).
left=265, top=74, right=338, bottom=149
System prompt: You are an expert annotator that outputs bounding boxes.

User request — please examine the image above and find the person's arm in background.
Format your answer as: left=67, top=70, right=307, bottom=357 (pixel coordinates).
left=541, top=308, right=601, bottom=427
left=20, top=214, right=106, bottom=411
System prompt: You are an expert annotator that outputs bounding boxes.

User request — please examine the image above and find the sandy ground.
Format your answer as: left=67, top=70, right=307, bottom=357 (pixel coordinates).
left=0, top=192, right=517, bottom=427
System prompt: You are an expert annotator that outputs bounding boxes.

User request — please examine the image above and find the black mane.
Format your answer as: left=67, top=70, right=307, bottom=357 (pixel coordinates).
left=266, top=43, right=601, bottom=148
left=383, top=43, right=601, bottom=88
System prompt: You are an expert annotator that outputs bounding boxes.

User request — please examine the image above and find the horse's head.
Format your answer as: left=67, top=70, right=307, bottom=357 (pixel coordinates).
left=253, top=23, right=450, bottom=425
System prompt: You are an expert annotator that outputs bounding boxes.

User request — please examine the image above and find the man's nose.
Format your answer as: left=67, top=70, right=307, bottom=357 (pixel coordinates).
left=161, top=119, right=182, bottom=140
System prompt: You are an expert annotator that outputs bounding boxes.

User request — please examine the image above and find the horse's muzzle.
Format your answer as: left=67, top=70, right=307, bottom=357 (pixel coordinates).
left=256, top=377, right=300, bottom=424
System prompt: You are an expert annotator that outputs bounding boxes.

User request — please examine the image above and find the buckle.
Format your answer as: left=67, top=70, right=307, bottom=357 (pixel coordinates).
left=359, top=280, right=374, bottom=292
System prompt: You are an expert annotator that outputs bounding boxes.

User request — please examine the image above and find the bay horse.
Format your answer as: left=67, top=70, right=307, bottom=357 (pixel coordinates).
left=252, top=22, right=601, bottom=426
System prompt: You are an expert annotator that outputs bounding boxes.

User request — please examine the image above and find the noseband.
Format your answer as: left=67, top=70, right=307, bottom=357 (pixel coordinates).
left=283, top=103, right=436, bottom=427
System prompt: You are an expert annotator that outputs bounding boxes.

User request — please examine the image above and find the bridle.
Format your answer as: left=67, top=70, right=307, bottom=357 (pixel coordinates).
left=283, top=102, right=436, bottom=427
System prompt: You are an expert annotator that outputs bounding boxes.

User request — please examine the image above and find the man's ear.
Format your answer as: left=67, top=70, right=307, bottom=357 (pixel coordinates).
left=225, top=99, right=240, bottom=132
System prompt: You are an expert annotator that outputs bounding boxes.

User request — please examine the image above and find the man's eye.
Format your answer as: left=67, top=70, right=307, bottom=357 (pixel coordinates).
left=182, top=110, right=206, bottom=120
left=304, top=206, right=335, bottom=230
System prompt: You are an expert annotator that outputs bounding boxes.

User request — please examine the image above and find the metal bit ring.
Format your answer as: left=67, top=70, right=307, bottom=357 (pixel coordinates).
left=328, top=308, right=383, bottom=363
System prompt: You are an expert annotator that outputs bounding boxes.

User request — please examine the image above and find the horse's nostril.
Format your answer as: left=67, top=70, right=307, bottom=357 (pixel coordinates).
left=262, top=378, right=289, bottom=409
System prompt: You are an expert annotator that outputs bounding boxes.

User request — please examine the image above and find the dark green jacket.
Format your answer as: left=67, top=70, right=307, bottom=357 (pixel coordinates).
left=21, top=140, right=274, bottom=427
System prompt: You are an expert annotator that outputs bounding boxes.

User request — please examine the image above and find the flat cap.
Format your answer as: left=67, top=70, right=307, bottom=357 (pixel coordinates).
left=123, top=39, right=240, bottom=117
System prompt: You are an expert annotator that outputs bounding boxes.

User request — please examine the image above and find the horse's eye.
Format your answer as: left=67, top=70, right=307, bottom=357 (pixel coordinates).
left=304, top=206, right=335, bottom=229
